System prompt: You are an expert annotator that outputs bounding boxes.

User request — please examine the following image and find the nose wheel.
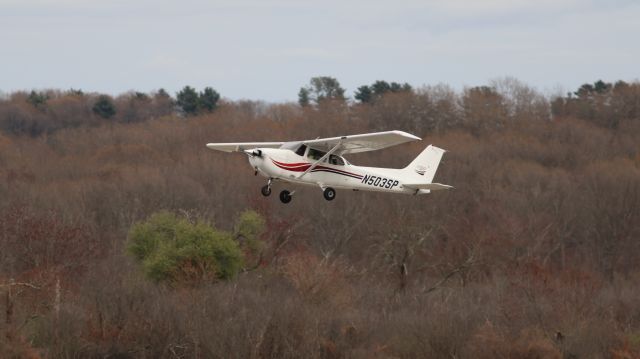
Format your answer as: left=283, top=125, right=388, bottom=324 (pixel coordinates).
left=261, top=178, right=273, bottom=197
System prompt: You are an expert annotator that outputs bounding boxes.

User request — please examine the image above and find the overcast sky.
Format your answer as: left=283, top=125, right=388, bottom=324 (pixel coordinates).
left=1, top=0, right=638, bottom=102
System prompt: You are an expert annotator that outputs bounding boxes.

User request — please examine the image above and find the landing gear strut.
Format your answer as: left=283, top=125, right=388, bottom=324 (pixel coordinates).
left=261, top=178, right=272, bottom=197
left=323, top=187, right=336, bottom=201
left=279, top=190, right=292, bottom=204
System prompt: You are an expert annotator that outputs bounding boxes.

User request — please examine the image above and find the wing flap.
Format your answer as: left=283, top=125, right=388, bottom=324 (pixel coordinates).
left=206, top=142, right=284, bottom=153
left=403, top=182, right=453, bottom=191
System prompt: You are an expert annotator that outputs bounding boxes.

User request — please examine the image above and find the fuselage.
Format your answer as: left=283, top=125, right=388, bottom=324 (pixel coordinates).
left=248, top=148, right=425, bottom=194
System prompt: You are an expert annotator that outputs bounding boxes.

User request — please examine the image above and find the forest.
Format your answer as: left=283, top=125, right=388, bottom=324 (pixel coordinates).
left=1, top=77, right=639, bottom=358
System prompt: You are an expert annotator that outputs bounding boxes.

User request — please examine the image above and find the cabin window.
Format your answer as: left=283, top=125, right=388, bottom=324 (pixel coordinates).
left=295, top=144, right=307, bottom=156
left=329, top=154, right=344, bottom=166
left=307, top=148, right=326, bottom=160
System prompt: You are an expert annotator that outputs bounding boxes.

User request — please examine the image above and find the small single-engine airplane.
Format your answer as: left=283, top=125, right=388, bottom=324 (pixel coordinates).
left=206, top=130, right=452, bottom=203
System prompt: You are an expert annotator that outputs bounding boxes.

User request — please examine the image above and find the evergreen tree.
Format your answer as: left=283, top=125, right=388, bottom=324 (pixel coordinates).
left=27, top=91, right=48, bottom=108
left=92, top=95, right=116, bottom=119
left=198, top=87, right=220, bottom=112
left=355, top=81, right=412, bottom=103
left=176, top=86, right=199, bottom=115
left=593, top=80, right=611, bottom=94
left=134, top=91, right=150, bottom=101
left=371, top=80, right=391, bottom=96
left=354, top=85, right=373, bottom=103
left=155, top=88, right=171, bottom=99
left=575, top=83, right=595, bottom=98
left=298, top=87, right=311, bottom=107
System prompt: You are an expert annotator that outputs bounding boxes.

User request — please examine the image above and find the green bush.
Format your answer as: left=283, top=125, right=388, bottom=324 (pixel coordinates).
left=234, top=209, right=266, bottom=254
left=127, top=211, right=246, bottom=285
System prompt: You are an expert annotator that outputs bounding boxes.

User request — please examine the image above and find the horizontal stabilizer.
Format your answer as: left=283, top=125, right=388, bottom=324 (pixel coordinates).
left=403, top=182, right=453, bottom=191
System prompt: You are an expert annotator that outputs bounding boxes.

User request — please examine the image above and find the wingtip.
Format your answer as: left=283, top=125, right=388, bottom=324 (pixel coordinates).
left=428, top=145, right=447, bottom=153
left=395, top=130, right=421, bottom=141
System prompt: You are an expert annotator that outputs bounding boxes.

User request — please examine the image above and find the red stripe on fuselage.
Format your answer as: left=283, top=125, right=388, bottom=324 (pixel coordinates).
left=271, top=160, right=308, bottom=167
left=272, top=160, right=310, bottom=172
left=271, top=159, right=362, bottom=179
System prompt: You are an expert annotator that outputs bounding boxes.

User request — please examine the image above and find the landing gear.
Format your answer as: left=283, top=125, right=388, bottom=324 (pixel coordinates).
left=279, top=190, right=292, bottom=204
left=261, top=178, right=273, bottom=197
left=323, top=187, right=336, bottom=201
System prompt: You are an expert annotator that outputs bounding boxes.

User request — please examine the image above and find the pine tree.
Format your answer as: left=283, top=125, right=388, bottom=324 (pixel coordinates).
left=92, top=95, right=116, bottom=119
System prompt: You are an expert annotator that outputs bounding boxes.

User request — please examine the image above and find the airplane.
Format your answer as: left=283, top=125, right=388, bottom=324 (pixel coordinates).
left=206, top=130, right=452, bottom=203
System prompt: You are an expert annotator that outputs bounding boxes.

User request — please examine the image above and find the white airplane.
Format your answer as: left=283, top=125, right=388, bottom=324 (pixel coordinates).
left=206, top=130, right=452, bottom=203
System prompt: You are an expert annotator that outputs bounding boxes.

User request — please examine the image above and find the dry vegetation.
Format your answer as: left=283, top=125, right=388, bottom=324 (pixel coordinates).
left=1, top=78, right=640, bottom=358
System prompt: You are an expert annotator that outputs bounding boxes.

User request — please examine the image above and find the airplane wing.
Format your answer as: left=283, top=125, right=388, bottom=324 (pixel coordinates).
left=403, top=183, right=453, bottom=191
left=206, top=142, right=284, bottom=153
left=303, top=130, right=420, bottom=154
left=205, top=131, right=420, bottom=154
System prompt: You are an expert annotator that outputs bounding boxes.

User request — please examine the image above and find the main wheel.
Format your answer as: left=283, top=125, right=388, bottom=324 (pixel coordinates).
left=279, top=190, right=292, bottom=204
left=261, top=185, right=272, bottom=197
left=323, top=187, right=336, bottom=201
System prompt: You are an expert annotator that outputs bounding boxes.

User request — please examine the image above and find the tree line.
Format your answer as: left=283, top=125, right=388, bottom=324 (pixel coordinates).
left=0, top=86, right=220, bottom=137
left=3, top=77, right=638, bottom=139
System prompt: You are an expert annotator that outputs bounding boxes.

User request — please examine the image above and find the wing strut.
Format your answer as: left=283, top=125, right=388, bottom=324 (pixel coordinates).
left=298, top=142, right=342, bottom=179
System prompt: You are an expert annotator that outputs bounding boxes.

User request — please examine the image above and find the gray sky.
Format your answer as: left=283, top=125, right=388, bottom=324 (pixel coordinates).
left=1, top=0, right=638, bottom=102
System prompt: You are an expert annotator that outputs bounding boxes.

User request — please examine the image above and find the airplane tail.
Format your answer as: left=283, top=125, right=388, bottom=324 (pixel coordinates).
left=404, top=145, right=446, bottom=182
left=402, top=145, right=453, bottom=191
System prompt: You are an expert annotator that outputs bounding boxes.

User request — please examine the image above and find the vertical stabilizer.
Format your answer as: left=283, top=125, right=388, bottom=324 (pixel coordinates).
left=403, top=145, right=446, bottom=183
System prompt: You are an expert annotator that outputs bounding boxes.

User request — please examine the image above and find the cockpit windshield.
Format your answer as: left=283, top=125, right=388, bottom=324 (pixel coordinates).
left=295, top=144, right=307, bottom=156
